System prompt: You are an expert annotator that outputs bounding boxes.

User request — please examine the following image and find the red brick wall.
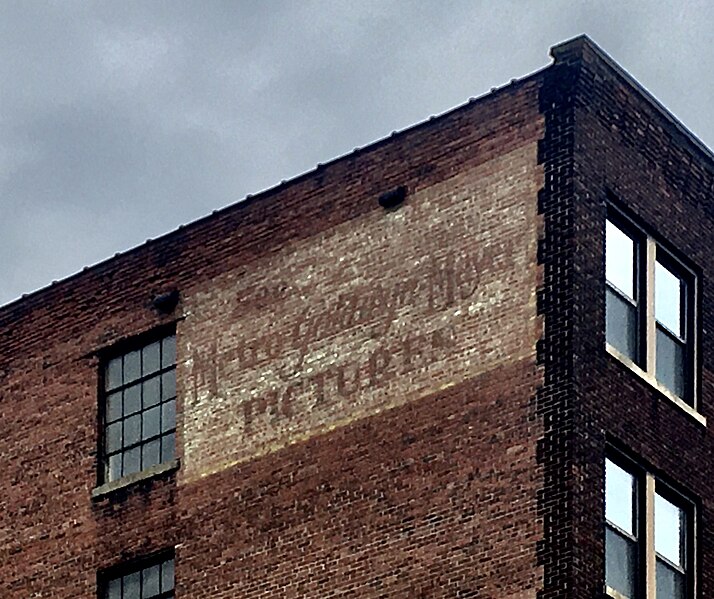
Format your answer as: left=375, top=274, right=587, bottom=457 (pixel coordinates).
left=0, top=76, right=545, bottom=597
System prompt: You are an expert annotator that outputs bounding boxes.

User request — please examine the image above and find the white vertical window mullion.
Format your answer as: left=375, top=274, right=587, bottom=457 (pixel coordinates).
left=645, top=473, right=656, bottom=599
left=646, top=238, right=657, bottom=377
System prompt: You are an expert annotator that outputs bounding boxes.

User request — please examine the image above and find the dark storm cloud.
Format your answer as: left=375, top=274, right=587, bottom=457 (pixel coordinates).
left=1, top=1, right=712, bottom=306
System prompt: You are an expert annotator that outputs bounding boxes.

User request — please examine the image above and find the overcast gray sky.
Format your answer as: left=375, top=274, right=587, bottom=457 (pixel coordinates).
left=1, top=1, right=712, bottom=307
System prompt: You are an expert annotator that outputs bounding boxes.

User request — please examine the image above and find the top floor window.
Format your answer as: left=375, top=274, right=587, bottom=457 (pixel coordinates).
left=605, top=215, right=696, bottom=407
left=101, top=333, right=177, bottom=483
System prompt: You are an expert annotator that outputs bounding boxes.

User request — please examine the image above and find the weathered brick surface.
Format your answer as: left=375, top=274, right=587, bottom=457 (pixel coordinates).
left=0, top=73, right=545, bottom=597
left=181, top=140, right=542, bottom=483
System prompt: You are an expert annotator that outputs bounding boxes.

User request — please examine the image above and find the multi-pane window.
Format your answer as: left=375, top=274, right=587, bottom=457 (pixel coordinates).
left=605, top=216, right=695, bottom=404
left=102, top=333, right=176, bottom=483
left=102, top=556, right=174, bottom=599
left=605, top=457, right=693, bottom=599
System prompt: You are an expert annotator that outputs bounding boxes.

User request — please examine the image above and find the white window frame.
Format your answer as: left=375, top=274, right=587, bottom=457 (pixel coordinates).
left=605, top=212, right=702, bottom=424
left=605, top=456, right=696, bottom=599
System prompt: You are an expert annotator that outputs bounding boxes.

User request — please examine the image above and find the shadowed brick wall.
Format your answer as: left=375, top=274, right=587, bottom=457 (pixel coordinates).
left=551, top=38, right=714, bottom=599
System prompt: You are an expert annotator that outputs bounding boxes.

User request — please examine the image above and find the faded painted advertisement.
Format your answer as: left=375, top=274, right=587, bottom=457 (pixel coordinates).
left=180, top=143, right=541, bottom=481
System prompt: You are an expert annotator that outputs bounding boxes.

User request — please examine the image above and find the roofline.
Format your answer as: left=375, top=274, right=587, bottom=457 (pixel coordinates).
left=551, top=34, right=714, bottom=166
left=9, top=35, right=710, bottom=318
left=0, top=65, right=549, bottom=316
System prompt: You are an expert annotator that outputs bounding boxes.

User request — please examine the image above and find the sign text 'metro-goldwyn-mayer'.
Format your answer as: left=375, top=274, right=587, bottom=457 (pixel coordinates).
left=189, top=250, right=487, bottom=430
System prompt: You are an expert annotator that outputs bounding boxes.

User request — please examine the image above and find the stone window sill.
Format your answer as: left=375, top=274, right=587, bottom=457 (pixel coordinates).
left=606, top=343, right=706, bottom=426
left=91, top=459, right=180, bottom=500
left=605, top=586, right=630, bottom=599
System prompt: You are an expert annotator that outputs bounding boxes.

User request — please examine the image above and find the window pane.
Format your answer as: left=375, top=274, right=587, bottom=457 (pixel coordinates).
left=655, top=493, right=685, bottom=566
left=161, top=558, right=175, bottom=591
left=106, top=422, right=123, bottom=453
left=123, top=571, right=140, bottom=599
left=108, top=454, right=122, bottom=483
left=606, top=527, right=637, bottom=598
left=143, top=377, right=161, bottom=408
left=606, top=220, right=635, bottom=299
left=143, top=406, right=161, bottom=440
left=162, top=371, right=176, bottom=401
left=142, top=564, right=161, bottom=597
left=656, top=559, right=686, bottom=599
left=124, top=350, right=141, bottom=383
left=142, top=439, right=161, bottom=469
left=106, top=392, right=122, bottom=422
left=656, top=328, right=685, bottom=399
left=606, top=459, right=636, bottom=534
left=655, top=261, right=684, bottom=337
left=106, top=576, right=122, bottom=599
left=606, top=288, right=638, bottom=361
left=162, top=335, right=176, bottom=369
left=162, top=401, right=176, bottom=432
left=106, top=357, right=123, bottom=391
left=161, top=432, right=175, bottom=463
left=124, top=414, right=141, bottom=446
left=123, top=446, right=141, bottom=476
left=143, top=341, right=161, bottom=376
left=124, top=384, right=142, bottom=415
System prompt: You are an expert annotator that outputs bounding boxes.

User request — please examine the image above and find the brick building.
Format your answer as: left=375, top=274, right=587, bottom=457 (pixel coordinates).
left=1, top=35, right=712, bottom=598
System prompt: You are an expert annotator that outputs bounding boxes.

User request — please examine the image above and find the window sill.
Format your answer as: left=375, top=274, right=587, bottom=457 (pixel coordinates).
left=91, top=459, right=180, bottom=500
left=606, top=343, right=706, bottom=426
left=605, top=586, right=630, bottom=599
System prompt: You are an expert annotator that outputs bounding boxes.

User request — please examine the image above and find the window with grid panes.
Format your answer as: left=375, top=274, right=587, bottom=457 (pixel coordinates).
left=102, top=333, right=176, bottom=483
left=102, top=555, right=174, bottom=599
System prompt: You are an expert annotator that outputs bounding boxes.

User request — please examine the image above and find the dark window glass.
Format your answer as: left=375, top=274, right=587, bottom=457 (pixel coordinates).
left=106, top=358, right=123, bottom=391
left=106, top=392, right=122, bottom=422
left=142, top=341, right=161, bottom=376
left=161, top=336, right=176, bottom=369
left=124, top=572, right=140, bottom=597
left=143, top=377, right=161, bottom=409
left=161, top=402, right=176, bottom=432
left=102, top=333, right=177, bottom=483
left=161, top=433, right=175, bottom=464
left=656, top=560, right=686, bottom=599
left=143, top=406, right=161, bottom=440
left=656, top=328, right=685, bottom=399
left=142, top=564, right=160, bottom=596
left=124, top=446, right=141, bottom=476
left=107, top=576, right=121, bottom=599
left=124, top=384, right=141, bottom=415
left=606, top=527, right=638, bottom=598
left=103, top=556, right=175, bottom=599
left=655, top=258, right=688, bottom=400
left=142, top=439, right=161, bottom=466
left=124, top=350, right=141, bottom=383
left=606, top=288, right=638, bottom=361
